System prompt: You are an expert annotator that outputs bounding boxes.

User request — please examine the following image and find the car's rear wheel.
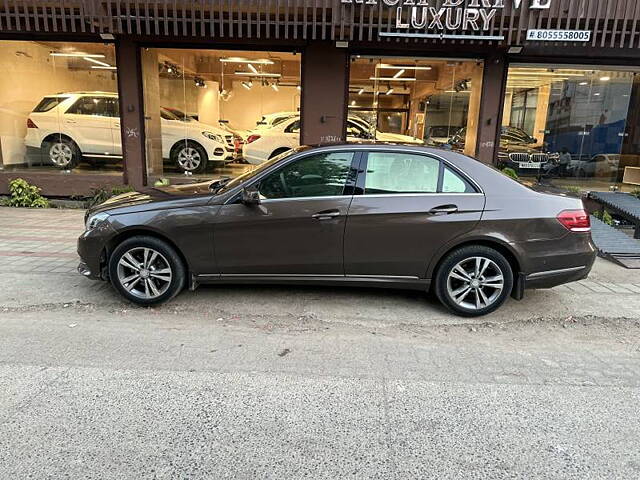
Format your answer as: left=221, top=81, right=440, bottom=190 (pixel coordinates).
left=45, top=137, right=80, bottom=169
left=108, top=236, right=186, bottom=306
left=435, top=245, right=513, bottom=317
left=172, top=141, right=207, bottom=173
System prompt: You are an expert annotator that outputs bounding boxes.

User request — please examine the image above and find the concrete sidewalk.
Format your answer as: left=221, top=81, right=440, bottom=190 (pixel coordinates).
left=1, top=206, right=639, bottom=326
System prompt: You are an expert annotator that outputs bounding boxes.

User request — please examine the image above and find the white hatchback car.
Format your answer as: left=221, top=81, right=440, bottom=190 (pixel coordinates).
left=25, top=92, right=235, bottom=173
left=242, top=115, right=423, bottom=165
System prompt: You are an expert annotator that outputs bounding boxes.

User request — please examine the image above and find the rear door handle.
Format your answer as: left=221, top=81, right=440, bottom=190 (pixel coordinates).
left=429, top=205, right=458, bottom=215
left=312, top=210, right=340, bottom=220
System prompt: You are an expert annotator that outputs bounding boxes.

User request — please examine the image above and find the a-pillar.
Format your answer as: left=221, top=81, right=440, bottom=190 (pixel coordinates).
left=115, top=37, right=147, bottom=189
left=475, top=53, right=509, bottom=165
left=300, top=41, right=349, bottom=145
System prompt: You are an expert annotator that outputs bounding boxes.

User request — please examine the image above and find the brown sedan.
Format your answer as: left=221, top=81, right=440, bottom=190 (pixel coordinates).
left=78, top=144, right=596, bottom=316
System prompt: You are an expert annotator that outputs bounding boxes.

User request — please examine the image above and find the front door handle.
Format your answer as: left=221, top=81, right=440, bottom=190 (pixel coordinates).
left=312, top=210, right=340, bottom=220
left=429, top=204, right=458, bottom=215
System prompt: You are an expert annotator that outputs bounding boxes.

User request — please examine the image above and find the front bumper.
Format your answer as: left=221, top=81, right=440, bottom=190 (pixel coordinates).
left=77, top=223, right=114, bottom=281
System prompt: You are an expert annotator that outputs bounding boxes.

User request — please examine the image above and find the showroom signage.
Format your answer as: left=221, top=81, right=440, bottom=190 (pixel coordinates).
left=341, top=0, right=552, bottom=35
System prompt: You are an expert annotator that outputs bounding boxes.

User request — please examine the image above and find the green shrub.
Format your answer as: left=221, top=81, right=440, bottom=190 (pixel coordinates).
left=154, top=178, right=171, bottom=187
left=6, top=178, right=49, bottom=208
left=631, top=188, right=640, bottom=199
left=501, top=167, right=518, bottom=180
left=592, top=210, right=614, bottom=226
left=86, top=185, right=134, bottom=208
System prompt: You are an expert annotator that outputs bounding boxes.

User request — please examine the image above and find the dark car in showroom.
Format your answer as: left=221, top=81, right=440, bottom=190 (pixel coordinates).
left=448, top=126, right=560, bottom=175
left=78, top=144, right=595, bottom=317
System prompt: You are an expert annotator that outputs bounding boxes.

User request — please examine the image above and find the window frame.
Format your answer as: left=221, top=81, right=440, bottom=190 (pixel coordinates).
left=356, top=150, right=480, bottom=196
left=228, top=149, right=363, bottom=203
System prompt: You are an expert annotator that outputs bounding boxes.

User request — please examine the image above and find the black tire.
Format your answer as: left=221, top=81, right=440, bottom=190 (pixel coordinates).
left=434, top=245, right=514, bottom=317
left=171, top=141, right=207, bottom=173
left=269, top=147, right=291, bottom=160
left=108, top=235, right=186, bottom=306
left=43, top=136, right=80, bottom=170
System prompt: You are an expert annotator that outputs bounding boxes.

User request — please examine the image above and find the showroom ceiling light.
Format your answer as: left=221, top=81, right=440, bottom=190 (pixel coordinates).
left=83, top=57, right=111, bottom=67
left=91, top=65, right=117, bottom=70
left=376, top=64, right=431, bottom=70
left=235, top=72, right=281, bottom=78
left=248, top=63, right=259, bottom=74
left=358, top=88, right=365, bottom=95
left=369, top=76, right=416, bottom=82
left=385, top=88, right=394, bottom=95
left=271, top=83, right=279, bottom=91
left=600, top=76, right=611, bottom=81
left=221, top=57, right=274, bottom=65
left=50, top=52, right=106, bottom=58
left=392, top=69, right=405, bottom=79
left=241, top=81, right=253, bottom=90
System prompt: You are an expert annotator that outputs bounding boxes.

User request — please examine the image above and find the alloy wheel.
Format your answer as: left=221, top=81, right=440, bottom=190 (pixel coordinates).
left=116, top=247, right=173, bottom=300
left=177, top=147, right=202, bottom=171
left=49, top=142, right=73, bottom=167
left=446, top=256, right=505, bottom=310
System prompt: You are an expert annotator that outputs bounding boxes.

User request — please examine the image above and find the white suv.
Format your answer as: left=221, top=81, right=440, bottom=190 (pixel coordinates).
left=242, top=115, right=424, bottom=165
left=25, top=92, right=235, bottom=173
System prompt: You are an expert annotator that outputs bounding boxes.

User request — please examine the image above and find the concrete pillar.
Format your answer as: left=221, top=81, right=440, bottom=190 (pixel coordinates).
left=464, top=64, right=484, bottom=157
left=300, top=41, right=349, bottom=145
left=197, top=81, right=220, bottom=126
left=475, top=53, right=509, bottom=165
left=115, top=38, right=147, bottom=189
left=502, top=91, right=513, bottom=126
left=140, top=48, right=163, bottom=177
left=533, top=84, right=551, bottom=146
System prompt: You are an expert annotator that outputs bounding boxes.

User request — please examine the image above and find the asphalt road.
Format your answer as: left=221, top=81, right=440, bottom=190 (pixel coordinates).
left=1, top=285, right=640, bottom=479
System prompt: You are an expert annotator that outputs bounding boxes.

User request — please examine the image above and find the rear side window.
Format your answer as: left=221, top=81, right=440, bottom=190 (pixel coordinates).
left=442, top=166, right=476, bottom=193
left=66, top=96, right=117, bottom=117
left=33, top=96, right=68, bottom=112
left=364, top=152, right=439, bottom=194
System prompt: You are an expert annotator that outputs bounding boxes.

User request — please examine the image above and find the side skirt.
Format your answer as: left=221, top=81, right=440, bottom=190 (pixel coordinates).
left=194, top=274, right=431, bottom=291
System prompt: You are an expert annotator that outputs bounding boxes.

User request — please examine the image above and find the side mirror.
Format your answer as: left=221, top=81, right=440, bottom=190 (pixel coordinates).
left=241, top=187, right=261, bottom=205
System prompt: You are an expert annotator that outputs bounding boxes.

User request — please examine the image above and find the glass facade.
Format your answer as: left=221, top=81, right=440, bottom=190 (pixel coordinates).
left=141, top=48, right=301, bottom=182
left=0, top=41, right=121, bottom=177
left=502, top=65, right=640, bottom=192
left=348, top=57, right=484, bottom=157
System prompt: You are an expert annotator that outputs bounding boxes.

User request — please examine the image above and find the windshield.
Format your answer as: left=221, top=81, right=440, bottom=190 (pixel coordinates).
left=215, top=146, right=312, bottom=194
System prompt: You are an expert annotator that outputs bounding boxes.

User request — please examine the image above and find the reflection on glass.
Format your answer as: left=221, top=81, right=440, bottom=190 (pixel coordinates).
left=347, top=57, right=484, bottom=157
left=142, top=48, right=301, bottom=181
left=0, top=41, right=121, bottom=176
left=502, top=66, right=640, bottom=192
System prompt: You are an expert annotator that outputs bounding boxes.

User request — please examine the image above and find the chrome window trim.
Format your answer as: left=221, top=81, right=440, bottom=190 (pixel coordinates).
left=221, top=145, right=485, bottom=205
left=353, top=192, right=484, bottom=199
left=260, top=194, right=353, bottom=204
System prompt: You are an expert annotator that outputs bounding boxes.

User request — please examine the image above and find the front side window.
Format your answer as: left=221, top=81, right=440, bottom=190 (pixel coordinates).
left=258, top=152, right=354, bottom=200
left=364, top=152, right=439, bottom=194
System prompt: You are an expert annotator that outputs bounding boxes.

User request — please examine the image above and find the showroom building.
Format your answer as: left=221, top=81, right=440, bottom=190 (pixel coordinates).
left=0, top=0, right=639, bottom=196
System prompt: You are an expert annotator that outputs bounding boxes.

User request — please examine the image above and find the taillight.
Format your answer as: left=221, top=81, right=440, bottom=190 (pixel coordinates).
left=246, top=134, right=261, bottom=144
left=557, top=209, right=591, bottom=232
left=27, top=118, right=38, bottom=128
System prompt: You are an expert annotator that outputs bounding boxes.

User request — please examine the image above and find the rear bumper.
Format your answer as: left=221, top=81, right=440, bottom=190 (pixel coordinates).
left=524, top=263, right=593, bottom=289
left=516, top=232, right=597, bottom=289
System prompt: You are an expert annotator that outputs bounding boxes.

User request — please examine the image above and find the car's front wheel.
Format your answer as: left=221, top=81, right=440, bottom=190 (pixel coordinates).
left=434, top=245, right=513, bottom=317
left=44, top=137, right=80, bottom=169
left=171, top=141, right=207, bottom=173
left=108, top=236, right=186, bottom=306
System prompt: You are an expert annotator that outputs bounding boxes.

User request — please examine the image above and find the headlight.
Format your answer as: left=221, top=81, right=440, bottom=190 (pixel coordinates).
left=85, top=212, right=109, bottom=231
left=202, top=131, right=224, bottom=143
